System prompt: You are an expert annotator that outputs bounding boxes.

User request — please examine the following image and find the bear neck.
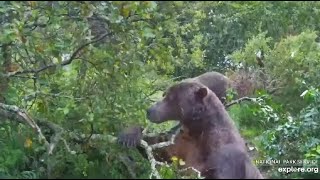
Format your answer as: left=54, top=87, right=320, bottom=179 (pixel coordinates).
left=182, top=95, right=228, bottom=137
left=184, top=93, right=245, bottom=149
left=204, top=93, right=233, bottom=128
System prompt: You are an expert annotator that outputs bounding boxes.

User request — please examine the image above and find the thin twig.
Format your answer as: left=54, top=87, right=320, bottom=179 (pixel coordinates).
left=225, top=97, right=256, bottom=108
left=27, top=75, right=38, bottom=110
left=47, top=122, right=64, bottom=155
left=150, top=126, right=181, bottom=149
left=179, top=167, right=204, bottom=179
left=23, top=91, right=86, bottom=101
left=61, top=138, right=74, bottom=154
left=5, top=32, right=113, bottom=77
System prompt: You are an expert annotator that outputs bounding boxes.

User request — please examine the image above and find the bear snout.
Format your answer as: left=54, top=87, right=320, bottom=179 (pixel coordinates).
left=146, top=106, right=159, bottom=123
left=146, top=104, right=163, bottom=124
left=146, top=101, right=178, bottom=123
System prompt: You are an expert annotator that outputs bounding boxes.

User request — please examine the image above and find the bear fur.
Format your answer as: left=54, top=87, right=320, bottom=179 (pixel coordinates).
left=146, top=81, right=263, bottom=179
left=117, top=71, right=232, bottom=148
left=182, top=71, right=231, bottom=104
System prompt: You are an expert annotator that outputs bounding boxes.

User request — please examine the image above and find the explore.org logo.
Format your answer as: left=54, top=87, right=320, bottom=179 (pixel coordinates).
left=278, top=167, right=318, bottom=174
left=254, top=159, right=319, bottom=174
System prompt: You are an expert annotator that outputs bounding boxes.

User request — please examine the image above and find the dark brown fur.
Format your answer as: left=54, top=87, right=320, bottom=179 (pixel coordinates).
left=117, top=71, right=231, bottom=149
left=183, top=71, right=231, bottom=104
left=147, top=81, right=263, bottom=179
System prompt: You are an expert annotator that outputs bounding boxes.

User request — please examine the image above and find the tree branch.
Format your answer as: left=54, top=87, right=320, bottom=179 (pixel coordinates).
left=0, top=102, right=73, bottom=155
left=23, top=91, right=86, bottom=102
left=0, top=101, right=198, bottom=179
left=37, top=120, right=64, bottom=155
left=0, top=103, right=49, bottom=147
left=150, top=126, right=181, bottom=149
left=70, top=132, right=166, bottom=179
left=5, top=32, right=113, bottom=77
left=140, top=140, right=162, bottom=179
left=225, top=97, right=257, bottom=108
left=179, top=167, right=204, bottom=179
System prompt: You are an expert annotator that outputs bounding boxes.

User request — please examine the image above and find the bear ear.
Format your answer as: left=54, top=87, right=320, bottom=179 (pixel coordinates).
left=195, top=87, right=208, bottom=100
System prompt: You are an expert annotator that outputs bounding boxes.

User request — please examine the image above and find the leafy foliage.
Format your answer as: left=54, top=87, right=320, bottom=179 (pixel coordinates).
left=1, top=1, right=320, bottom=179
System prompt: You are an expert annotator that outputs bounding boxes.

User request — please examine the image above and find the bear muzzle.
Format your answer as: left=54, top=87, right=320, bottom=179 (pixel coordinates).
left=146, top=106, right=162, bottom=123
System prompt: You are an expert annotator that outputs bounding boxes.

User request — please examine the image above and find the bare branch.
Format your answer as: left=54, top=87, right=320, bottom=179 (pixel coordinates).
left=0, top=102, right=189, bottom=179
left=150, top=126, right=181, bottom=149
left=0, top=103, right=49, bottom=147
left=69, top=132, right=166, bottom=179
left=27, top=75, right=38, bottom=110
left=225, top=97, right=257, bottom=108
left=5, top=32, right=113, bottom=77
left=23, top=91, right=86, bottom=102
left=179, top=167, right=204, bottom=179
left=0, top=102, right=74, bottom=155
left=140, top=140, right=162, bottom=179
left=135, top=125, right=181, bottom=179
left=43, top=121, right=64, bottom=155
left=61, top=138, right=75, bottom=154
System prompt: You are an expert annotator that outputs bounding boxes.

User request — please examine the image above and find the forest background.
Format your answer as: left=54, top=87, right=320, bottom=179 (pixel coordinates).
left=0, top=1, right=319, bottom=179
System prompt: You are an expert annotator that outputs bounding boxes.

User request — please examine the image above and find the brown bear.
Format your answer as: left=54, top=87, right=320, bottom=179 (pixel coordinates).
left=117, top=71, right=235, bottom=165
left=146, top=81, right=263, bottom=179
left=182, top=71, right=231, bottom=104
left=117, top=71, right=232, bottom=149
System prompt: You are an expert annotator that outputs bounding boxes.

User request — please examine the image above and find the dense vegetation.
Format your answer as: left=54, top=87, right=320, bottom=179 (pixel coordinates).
left=0, top=1, right=319, bottom=179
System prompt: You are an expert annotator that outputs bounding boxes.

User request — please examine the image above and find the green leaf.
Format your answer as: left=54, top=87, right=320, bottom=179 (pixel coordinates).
left=148, top=1, right=157, bottom=10
left=142, top=27, right=155, bottom=38
left=316, top=145, right=320, bottom=154
left=63, top=108, right=69, bottom=115
left=88, top=113, right=94, bottom=122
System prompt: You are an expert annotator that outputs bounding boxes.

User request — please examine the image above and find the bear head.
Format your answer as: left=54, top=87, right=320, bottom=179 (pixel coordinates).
left=146, top=81, right=216, bottom=128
